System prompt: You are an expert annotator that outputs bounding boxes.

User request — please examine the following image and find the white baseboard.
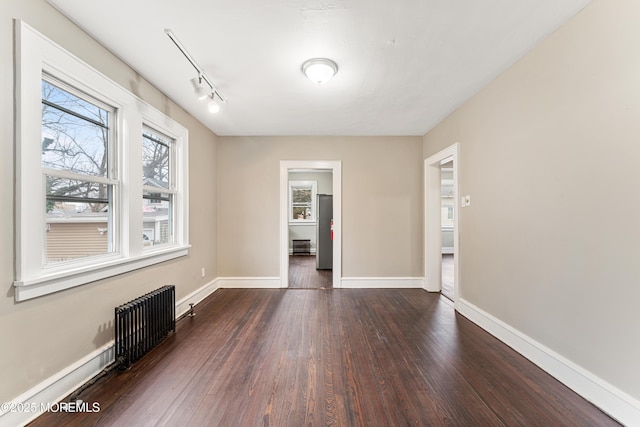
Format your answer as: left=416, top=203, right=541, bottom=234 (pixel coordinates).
left=0, top=343, right=115, bottom=427
left=176, top=279, right=219, bottom=318
left=0, top=279, right=220, bottom=427
left=216, top=277, right=281, bottom=288
left=341, top=277, right=424, bottom=289
left=217, top=276, right=425, bottom=290
left=217, top=276, right=426, bottom=290
left=457, top=298, right=640, bottom=427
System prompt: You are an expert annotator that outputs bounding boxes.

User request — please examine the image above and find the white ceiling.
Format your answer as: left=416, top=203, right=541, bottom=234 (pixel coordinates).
left=48, top=0, right=590, bottom=136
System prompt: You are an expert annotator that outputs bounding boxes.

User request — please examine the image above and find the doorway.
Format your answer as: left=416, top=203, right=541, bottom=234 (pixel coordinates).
left=280, top=160, right=342, bottom=289
left=424, top=144, right=459, bottom=305
left=440, top=160, right=454, bottom=300
left=288, top=170, right=333, bottom=289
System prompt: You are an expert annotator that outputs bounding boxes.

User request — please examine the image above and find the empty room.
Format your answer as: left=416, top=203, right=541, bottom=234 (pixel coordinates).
left=1, top=0, right=639, bottom=426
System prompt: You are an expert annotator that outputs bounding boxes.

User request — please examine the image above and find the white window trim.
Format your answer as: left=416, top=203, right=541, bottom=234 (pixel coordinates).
left=14, top=20, right=189, bottom=301
left=140, top=124, right=182, bottom=250
left=289, top=180, right=317, bottom=225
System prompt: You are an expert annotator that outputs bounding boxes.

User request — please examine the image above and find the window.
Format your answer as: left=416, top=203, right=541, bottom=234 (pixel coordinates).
left=14, top=21, right=189, bottom=301
left=289, top=181, right=317, bottom=223
left=441, top=167, right=454, bottom=227
left=142, top=127, right=174, bottom=247
left=42, top=77, right=117, bottom=263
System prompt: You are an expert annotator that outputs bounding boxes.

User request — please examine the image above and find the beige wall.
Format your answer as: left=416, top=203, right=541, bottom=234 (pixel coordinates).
left=217, top=136, right=423, bottom=278
left=423, top=0, right=640, bottom=400
left=0, top=0, right=217, bottom=402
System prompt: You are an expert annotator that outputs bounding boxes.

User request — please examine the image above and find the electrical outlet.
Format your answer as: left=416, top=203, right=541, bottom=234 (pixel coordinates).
left=201, top=267, right=206, bottom=278
left=461, top=196, right=467, bottom=208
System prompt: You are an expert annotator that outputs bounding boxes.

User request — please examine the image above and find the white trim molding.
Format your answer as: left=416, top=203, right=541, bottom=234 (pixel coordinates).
left=457, top=298, right=640, bottom=427
left=14, top=246, right=190, bottom=301
left=0, top=343, right=115, bottom=427
left=175, top=279, right=219, bottom=318
left=280, top=160, right=342, bottom=289
left=216, top=277, right=281, bottom=289
left=341, top=277, right=424, bottom=289
left=424, top=143, right=460, bottom=304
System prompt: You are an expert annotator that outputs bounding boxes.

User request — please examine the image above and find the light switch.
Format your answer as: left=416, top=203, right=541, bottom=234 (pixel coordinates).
left=465, top=195, right=471, bottom=206
left=461, top=196, right=467, bottom=208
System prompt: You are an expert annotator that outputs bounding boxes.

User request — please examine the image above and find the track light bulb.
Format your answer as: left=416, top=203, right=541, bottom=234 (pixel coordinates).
left=208, top=98, right=221, bottom=114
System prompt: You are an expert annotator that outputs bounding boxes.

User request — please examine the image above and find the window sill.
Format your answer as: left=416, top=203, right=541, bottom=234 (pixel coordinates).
left=289, top=220, right=317, bottom=226
left=13, top=245, right=190, bottom=301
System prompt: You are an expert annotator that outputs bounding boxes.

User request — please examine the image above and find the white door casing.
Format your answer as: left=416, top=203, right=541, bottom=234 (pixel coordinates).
left=280, top=160, right=342, bottom=288
left=424, top=143, right=460, bottom=306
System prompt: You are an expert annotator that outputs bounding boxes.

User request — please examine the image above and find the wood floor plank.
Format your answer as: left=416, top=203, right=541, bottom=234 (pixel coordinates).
left=288, top=255, right=332, bottom=289
left=29, top=289, right=619, bottom=427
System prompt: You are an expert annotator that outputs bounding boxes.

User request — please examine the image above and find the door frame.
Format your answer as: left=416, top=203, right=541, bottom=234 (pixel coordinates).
left=280, top=160, right=342, bottom=288
left=424, top=143, right=460, bottom=305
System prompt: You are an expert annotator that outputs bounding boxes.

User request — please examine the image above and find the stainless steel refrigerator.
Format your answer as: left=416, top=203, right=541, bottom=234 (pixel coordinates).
left=316, top=194, right=333, bottom=270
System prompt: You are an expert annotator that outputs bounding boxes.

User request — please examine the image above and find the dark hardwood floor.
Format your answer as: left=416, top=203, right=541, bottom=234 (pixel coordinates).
left=288, top=255, right=332, bottom=289
left=30, top=289, right=618, bottom=427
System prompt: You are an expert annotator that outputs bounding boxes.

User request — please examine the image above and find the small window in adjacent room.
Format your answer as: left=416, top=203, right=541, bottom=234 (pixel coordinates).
left=289, top=181, right=317, bottom=223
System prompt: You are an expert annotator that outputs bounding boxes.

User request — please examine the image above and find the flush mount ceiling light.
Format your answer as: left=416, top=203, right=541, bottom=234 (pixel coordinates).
left=301, top=58, right=338, bottom=84
left=166, top=29, right=226, bottom=113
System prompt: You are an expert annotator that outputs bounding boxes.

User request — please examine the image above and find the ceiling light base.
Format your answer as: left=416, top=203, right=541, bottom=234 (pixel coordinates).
left=301, top=58, right=338, bottom=84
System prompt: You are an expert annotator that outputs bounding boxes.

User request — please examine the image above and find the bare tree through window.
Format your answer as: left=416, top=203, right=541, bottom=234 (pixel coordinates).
left=41, top=78, right=113, bottom=262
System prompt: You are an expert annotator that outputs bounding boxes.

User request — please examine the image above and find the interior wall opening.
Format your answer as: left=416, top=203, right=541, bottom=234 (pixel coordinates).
left=441, top=159, right=455, bottom=300
left=287, top=168, right=333, bottom=289
left=424, top=143, right=459, bottom=306
left=279, top=160, right=342, bottom=289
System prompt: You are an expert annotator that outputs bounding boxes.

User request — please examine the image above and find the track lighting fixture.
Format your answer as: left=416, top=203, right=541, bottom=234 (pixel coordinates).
left=166, top=29, right=226, bottom=113
left=191, top=76, right=209, bottom=101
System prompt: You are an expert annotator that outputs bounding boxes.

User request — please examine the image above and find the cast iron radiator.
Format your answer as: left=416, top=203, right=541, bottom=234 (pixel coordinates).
left=115, top=285, right=175, bottom=369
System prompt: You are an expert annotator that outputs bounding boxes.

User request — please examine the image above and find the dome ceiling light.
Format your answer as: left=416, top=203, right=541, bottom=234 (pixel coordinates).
left=301, top=58, right=338, bottom=84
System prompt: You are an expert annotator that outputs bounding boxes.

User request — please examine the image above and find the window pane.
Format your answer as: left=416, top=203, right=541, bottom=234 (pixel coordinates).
left=142, top=130, right=170, bottom=189
left=292, top=206, right=312, bottom=220
left=45, top=176, right=112, bottom=264
left=292, top=187, right=311, bottom=204
left=42, top=80, right=109, bottom=124
left=46, top=177, right=110, bottom=202
left=45, top=201, right=111, bottom=263
left=142, top=128, right=173, bottom=247
left=143, top=191, right=173, bottom=246
left=41, top=80, right=110, bottom=177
